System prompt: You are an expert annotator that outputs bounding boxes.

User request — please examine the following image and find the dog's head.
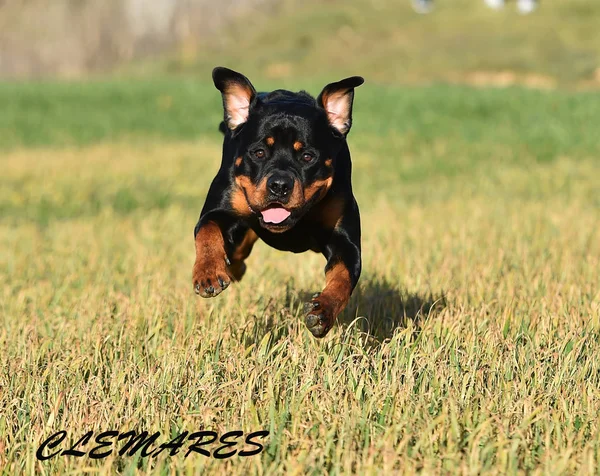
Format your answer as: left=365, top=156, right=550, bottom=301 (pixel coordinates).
left=213, top=67, right=363, bottom=233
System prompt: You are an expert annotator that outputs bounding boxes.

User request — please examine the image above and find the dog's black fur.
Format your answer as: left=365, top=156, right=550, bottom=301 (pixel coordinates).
left=193, top=67, right=364, bottom=337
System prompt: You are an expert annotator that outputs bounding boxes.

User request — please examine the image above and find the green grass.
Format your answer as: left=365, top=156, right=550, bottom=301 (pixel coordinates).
left=1, top=79, right=600, bottom=473
left=2, top=78, right=600, bottom=155
left=0, top=80, right=221, bottom=150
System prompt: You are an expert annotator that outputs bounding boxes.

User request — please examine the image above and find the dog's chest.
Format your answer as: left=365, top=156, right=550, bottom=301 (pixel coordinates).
left=252, top=224, right=320, bottom=254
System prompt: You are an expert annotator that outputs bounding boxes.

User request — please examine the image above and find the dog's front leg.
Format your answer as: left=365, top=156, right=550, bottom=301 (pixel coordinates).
left=304, top=219, right=362, bottom=338
left=192, top=216, right=233, bottom=298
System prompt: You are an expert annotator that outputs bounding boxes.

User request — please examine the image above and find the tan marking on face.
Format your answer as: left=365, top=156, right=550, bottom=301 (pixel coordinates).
left=266, top=137, right=275, bottom=146
left=230, top=187, right=251, bottom=216
left=293, top=141, right=303, bottom=151
left=283, top=178, right=306, bottom=210
left=304, top=176, right=334, bottom=203
left=235, top=156, right=242, bottom=167
left=324, top=158, right=333, bottom=167
left=234, top=175, right=269, bottom=211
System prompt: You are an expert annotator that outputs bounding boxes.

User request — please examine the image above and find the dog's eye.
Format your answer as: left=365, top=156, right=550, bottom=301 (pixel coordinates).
left=254, top=149, right=265, bottom=159
left=302, top=152, right=314, bottom=162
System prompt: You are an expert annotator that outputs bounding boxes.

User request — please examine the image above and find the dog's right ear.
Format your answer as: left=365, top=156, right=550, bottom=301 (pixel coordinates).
left=212, top=67, right=257, bottom=131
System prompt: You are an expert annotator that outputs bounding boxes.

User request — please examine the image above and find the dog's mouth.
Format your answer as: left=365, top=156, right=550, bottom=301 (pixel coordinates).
left=260, top=204, right=291, bottom=225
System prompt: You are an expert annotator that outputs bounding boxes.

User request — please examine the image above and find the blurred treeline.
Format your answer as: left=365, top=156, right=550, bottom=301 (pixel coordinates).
left=0, top=0, right=270, bottom=78
left=0, top=0, right=598, bottom=85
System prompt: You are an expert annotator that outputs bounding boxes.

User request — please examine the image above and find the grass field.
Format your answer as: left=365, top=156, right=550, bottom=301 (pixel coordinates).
left=1, top=77, right=600, bottom=474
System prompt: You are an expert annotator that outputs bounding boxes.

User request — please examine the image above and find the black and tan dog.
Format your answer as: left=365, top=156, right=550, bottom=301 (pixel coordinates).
left=193, top=67, right=363, bottom=338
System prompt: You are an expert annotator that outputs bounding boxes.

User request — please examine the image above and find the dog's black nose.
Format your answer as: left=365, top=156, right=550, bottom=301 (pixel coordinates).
left=267, top=173, right=294, bottom=198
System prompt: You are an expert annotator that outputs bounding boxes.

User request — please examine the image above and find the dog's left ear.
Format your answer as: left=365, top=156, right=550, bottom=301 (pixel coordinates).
left=212, top=67, right=257, bottom=131
left=317, top=76, right=364, bottom=136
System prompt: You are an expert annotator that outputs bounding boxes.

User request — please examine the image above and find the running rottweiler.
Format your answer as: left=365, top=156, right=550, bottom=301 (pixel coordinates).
left=193, top=67, right=363, bottom=338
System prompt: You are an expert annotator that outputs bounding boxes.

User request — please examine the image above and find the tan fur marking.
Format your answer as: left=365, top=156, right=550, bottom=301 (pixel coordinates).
left=325, top=262, right=352, bottom=296
left=304, top=176, right=334, bottom=202
left=235, top=175, right=269, bottom=212
left=319, top=196, right=345, bottom=229
left=195, top=221, right=225, bottom=262
left=305, top=260, right=353, bottom=336
left=235, top=156, right=242, bottom=167
left=325, top=158, right=333, bottom=167
left=231, top=229, right=258, bottom=262
left=293, top=141, right=303, bottom=151
left=192, top=221, right=230, bottom=288
left=266, top=137, right=275, bottom=146
left=230, top=187, right=251, bottom=216
left=320, top=261, right=353, bottom=317
left=284, top=178, right=306, bottom=210
left=192, top=220, right=234, bottom=296
left=228, top=228, right=259, bottom=280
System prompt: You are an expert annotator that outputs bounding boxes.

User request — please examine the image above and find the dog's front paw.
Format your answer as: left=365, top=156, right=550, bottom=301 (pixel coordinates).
left=192, top=255, right=231, bottom=298
left=303, top=292, right=335, bottom=338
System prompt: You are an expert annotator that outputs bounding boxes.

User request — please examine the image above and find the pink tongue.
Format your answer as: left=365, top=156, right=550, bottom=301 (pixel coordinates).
left=261, top=206, right=291, bottom=224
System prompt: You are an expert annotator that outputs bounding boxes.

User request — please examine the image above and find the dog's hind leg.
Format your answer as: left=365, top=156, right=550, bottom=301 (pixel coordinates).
left=227, top=227, right=259, bottom=281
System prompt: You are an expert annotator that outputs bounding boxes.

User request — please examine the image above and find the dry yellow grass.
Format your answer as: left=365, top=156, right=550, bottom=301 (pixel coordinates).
left=1, top=141, right=600, bottom=474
